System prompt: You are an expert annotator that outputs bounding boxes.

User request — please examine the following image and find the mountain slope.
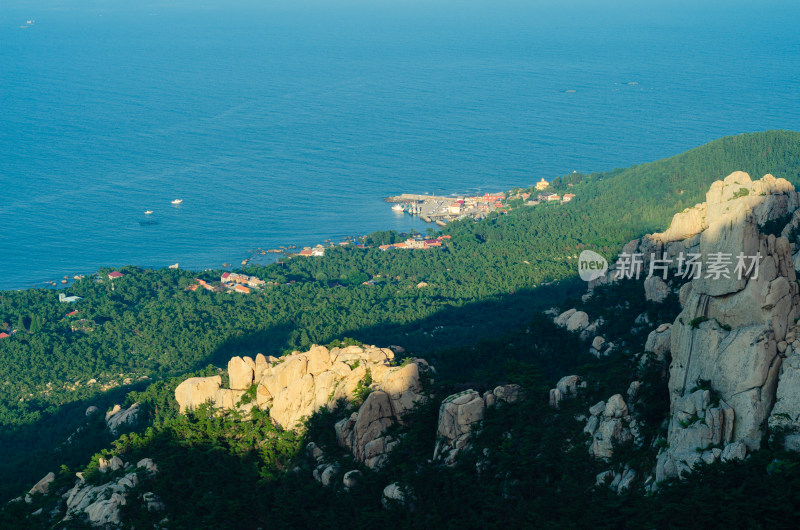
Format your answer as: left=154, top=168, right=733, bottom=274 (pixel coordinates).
left=4, top=132, right=800, bottom=525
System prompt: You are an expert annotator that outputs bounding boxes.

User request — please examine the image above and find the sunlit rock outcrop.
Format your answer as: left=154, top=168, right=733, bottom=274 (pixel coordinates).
left=650, top=172, right=800, bottom=481
left=176, top=345, right=429, bottom=434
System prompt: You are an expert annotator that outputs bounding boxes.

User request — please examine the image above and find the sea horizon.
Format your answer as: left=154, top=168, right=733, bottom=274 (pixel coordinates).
left=3, top=0, right=800, bottom=291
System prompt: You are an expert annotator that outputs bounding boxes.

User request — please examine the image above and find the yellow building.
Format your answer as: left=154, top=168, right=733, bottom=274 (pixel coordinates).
left=535, top=178, right=549, bottom=191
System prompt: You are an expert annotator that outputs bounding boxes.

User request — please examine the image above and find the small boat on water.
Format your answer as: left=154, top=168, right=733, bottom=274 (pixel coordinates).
left=144, top=210, right=153, bottom=215
left=171, top=199, right=183, bottom=205
left=392, top=204, right=404, bottom=211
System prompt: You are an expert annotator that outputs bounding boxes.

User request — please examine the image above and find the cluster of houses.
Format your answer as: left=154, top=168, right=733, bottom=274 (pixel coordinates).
left=220, top=272, right=265, bottom=294
left=441, top=180, right=577, bottom=215
left=530, top=192, right=575, bottom=204
left=445, top=193, right=507, bottom=216
left=297, top=245, right=326, bottom=257
left=186, top=272, right=267, bottom=295
left=378, top=234, right=452, bottom=251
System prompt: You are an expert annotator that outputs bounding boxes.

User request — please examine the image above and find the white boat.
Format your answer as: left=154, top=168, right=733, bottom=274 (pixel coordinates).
left=171, top=199, right=183, bottom=205
left=392, top=204, right=404, bottom=211
left=144, top=210, right=153, bottom=215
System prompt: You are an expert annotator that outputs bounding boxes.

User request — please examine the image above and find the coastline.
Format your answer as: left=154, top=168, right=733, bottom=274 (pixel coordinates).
left=1, top=202, right=435, bottom=293
left=3, top=182, right=569, bottom=292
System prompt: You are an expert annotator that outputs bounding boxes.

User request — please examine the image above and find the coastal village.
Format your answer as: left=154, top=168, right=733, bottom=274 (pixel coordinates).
left=18, top=176, right=576, bottom=296
left=385, top=177, right=575, bottom=224
left=0, top=174, right=581, bottom=342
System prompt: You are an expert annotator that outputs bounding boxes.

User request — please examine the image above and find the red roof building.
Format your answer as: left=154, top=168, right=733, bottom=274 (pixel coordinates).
left=66, top=310, right=80, bottom=317
left=108, top=271, right=124, bottom=279
left=0, top=332, right=9, bottom=339
left=234, top=285, right=251, bottom=294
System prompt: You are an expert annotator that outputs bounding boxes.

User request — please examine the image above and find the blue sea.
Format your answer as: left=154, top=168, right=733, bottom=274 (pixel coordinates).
left=2, top=0, right=799, bottom=291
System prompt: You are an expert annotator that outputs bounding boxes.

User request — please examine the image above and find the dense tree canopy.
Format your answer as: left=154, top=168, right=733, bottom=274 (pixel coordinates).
left=2, top=130, right=800, bottom=511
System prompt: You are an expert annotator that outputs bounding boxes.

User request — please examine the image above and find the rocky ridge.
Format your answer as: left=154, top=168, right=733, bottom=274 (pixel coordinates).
left=581, top=172, right=800, bottom=483
left=174, top=344, right=429, bottom=432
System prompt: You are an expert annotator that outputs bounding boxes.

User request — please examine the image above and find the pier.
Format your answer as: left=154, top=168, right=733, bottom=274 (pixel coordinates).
left=384, top=194, right=453, bottom=203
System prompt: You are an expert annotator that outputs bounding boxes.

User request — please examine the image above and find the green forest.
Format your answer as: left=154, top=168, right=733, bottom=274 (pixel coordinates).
left=2, top=130, right=800, bottom=526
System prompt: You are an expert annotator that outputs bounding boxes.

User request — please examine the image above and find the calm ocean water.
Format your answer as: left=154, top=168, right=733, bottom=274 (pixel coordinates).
left=1, top=0, right=799, bottom=291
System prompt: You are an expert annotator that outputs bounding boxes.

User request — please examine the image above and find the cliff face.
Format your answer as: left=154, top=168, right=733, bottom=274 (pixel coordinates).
left=646, top=172, right=800, bottom=481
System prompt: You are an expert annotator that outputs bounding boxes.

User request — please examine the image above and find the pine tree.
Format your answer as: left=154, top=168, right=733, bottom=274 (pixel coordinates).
left=16, top=314, right=25, bottom=332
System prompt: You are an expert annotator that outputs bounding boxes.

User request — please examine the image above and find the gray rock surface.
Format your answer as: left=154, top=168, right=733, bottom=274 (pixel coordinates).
left=565, top=311, right=590, bottom=332
left=655, top=173, right=800, bottom=481
left=61, top=460, right=144, bottom=526
left=433, top=385, right=524, bottom=465
left=105, top=403, right=140, bottom=435
left=586, top=394, right=641, bottom=460
left=644, top=276, right=670, bottom=303
left=644, top=324, right=672, bottom=361
left=768, top=351, right=800, bottom=450
left=382, top=483, right=406, bottom=508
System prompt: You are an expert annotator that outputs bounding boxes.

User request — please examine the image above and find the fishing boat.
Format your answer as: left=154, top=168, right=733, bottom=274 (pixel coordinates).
left=144, top=210, right=153, bottom=215
left=171, top=199, right=183, bottom=205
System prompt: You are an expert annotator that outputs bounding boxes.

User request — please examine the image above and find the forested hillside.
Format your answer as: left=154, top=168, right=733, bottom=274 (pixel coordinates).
left=2, top=130, right=800, bottom=505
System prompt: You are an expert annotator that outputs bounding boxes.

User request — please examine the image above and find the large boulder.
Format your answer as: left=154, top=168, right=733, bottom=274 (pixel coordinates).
left=227, top=356, right=255, bottom=390
left=28, top=472, right=55, bottom=499
left=433, top=390, right=486, bottom=465
left=657, top=203, right=707, bottom=243
left=106, top=403, right=140, bottom=435
left=174, top=376, right=222, bottom=413
left=554, top=309, right=577, bottom=327
left=382, top=483, right=406, bottom=508
left=381, top=362, right=423, bottom=420
left=644, top=276, right=670, bottom=303
left=335, top=389, right=404, bottom=469
left=644, top=324, right=672, bottom=360
left=565, top=311, right=590, bottom=332
left=350, top=391, right=394, bottom=464
left=549, top=375, right=580, bottom=409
